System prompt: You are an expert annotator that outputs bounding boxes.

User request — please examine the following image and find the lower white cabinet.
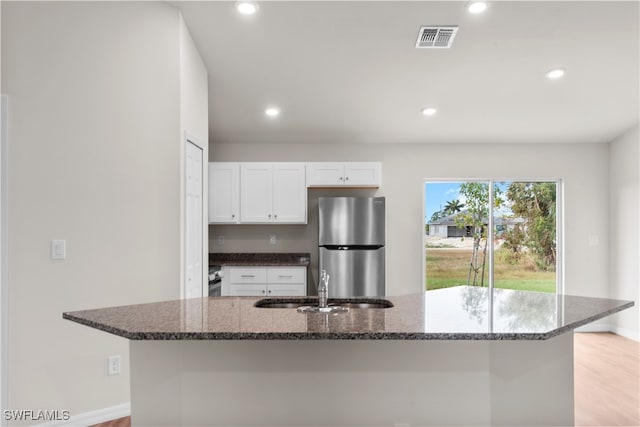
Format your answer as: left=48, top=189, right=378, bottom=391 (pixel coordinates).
left=221, top=266, right=307, bottom=296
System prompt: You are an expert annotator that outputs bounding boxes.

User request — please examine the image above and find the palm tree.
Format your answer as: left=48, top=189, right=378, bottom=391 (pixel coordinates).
left=443, top=199, right=465, bottom=216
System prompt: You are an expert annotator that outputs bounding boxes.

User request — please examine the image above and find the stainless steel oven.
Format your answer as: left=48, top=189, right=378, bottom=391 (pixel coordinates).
left=208, top=265, right=222, bottom=297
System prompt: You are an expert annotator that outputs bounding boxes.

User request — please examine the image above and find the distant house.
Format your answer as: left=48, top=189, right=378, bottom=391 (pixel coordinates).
left=428, top=212, right=473, bottom=238
left=427, top=211, right=520, bottom=238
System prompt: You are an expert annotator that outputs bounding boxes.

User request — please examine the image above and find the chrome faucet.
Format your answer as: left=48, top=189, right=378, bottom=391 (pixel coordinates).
left=318, top=270, right=329, bottom=309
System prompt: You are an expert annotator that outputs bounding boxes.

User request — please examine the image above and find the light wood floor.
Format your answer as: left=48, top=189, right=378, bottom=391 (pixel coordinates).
left=92, top=332, right=639, bottom=427
left=574, top=332, right=639, bottom=426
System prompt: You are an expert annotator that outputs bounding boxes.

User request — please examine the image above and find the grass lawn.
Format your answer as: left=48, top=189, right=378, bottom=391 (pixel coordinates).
left=426, top=248, right=556, bottom=293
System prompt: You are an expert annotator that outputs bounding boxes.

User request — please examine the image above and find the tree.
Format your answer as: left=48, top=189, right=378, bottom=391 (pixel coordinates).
left=443, top=199, right=465, bottom=215
left=454, top=183, right=502, bottom=286
left=506, top=182, right=556, bottom=270
left=430, top=210, right=444, bottom=222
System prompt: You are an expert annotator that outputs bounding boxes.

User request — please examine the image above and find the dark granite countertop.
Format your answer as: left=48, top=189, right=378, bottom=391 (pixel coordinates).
left=209, top=252, right=310, bottom=266
left=63, top=286, right=633, bottom=341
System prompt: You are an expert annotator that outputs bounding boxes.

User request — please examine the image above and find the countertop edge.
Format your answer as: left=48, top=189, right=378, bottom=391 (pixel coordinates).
left=209, top=252, right=311, bottom=267
left=63, top=313, right=138, bottom=340
left=62, top=292, right=635, bottom=342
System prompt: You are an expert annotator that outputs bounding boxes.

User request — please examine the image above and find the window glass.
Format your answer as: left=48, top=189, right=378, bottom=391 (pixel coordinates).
left=425, top=180, right=558, bottom=293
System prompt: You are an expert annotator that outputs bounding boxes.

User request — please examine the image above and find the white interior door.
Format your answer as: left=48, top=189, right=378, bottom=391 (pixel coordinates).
left=185, top=138, right=203, bottom=298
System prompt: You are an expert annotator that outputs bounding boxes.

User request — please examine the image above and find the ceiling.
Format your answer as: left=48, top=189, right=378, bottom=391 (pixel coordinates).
left=176, top=1, right=639, bottom=145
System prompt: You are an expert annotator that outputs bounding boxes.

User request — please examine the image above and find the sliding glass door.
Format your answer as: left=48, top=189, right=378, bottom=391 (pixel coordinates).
left=425, top=180, right=559, bottom=293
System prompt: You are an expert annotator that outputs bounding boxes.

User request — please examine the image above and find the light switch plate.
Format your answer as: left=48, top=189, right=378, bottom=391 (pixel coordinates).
left=51, top=240, right=66, bottom=260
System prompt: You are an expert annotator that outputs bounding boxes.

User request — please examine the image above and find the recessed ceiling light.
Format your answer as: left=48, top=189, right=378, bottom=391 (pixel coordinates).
left=546, top=68, right=566, bottom=80
left=421, top=107, right=437, bottom=117
left=265, top=107, right=280, bottom=117
left=236, top=1, right=258, bottom=15
left=467, top=2, right=488, bottom=14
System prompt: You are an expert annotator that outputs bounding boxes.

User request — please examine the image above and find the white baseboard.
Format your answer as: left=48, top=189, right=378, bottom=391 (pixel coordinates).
left=610, top=325, right=640, bottom=342
left=575, top=324, right=640, bottom=342
left=36, top=402, right=130, bottom=427
left=575, top=323, right=613, bottom=333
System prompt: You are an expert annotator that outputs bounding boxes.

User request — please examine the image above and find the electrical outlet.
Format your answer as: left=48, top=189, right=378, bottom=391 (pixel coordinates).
left=51, top=240, right=66, bottom=260
left=217, top=235, right=225, bottom=245
left=269, top=235, right=277, bottom=245
left=108, top=355, right=121, bottom=376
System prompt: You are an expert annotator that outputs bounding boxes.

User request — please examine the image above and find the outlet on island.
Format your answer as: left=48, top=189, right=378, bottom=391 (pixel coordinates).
left=108, top=355, right=121, bottom=376
left=269, top=235, right=277, bottom=245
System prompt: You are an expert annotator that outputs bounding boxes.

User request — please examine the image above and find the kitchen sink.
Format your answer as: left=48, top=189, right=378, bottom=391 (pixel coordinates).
left=254, top=301, right=306, bottom=309
left=331, top=301, right=393, bottom=309
left=254, top=298, right=394, bottom=309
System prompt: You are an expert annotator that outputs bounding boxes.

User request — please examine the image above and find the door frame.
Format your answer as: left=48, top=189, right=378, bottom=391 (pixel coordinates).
left=182, top=132, right=207, bottom=299
left=1, top=95, right=8, bottom=425
left=422, top=178, right=563, bottom=295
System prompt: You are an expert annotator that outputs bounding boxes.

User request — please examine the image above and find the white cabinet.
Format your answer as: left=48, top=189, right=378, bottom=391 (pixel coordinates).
left=222, top=266, right=307, bottom=296
left=208, top=163, right=240, bottom=224
left=306, top=162, right=381, bottom=187
left=239, top=163, right=272, bottom=223
left=240, top=163, right=307, bottom=224
left=209, top=162, right=307, bottom=224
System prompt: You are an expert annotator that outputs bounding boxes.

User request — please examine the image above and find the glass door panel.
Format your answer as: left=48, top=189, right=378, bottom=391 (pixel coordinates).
left=425, top=181, right=490, bottom=290
left=493, top=181, right=557, bottom=293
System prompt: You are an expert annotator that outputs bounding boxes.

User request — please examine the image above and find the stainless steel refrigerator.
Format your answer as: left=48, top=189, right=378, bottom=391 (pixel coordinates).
left=318, top=197, right=385, bottom=297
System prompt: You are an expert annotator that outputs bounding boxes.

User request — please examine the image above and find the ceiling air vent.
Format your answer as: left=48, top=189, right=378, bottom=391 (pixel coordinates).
left=415, top=26, right=458, bottom=49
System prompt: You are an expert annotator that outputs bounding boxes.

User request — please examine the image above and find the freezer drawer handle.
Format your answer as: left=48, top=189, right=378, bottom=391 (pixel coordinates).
left=241, top=275, right=255, bottom=278
left=278, top=275, right=293, bottom=278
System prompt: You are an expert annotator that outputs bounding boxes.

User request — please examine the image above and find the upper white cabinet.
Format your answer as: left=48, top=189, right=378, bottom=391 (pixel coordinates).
left=272, top=164, right=308, bottom=223
left=209, top=161, right=380, bottom=224
left=306, top=162, right=381, bottom=187
left=240, top=163, right=307, bottom=224
left=208, top=163, right=239, bottom=224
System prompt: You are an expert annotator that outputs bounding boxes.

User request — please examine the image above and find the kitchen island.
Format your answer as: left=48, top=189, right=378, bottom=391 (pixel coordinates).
left=64, top=286, right=633, bottom=427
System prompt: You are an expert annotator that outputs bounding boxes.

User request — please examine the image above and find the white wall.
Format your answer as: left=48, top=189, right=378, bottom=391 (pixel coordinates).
left=179, top=14, right=209, bottom=297
left=209, top=142, right=611, bottom=301
left=2, top=1, right=183, bottom=421
left=609, top=124, right=639, bottom=341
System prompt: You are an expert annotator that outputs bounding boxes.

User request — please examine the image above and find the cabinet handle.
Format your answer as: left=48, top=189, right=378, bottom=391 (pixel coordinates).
left=232, top=214, right=235, bottom=218
left=268, top=214, right=272, bottom=219
left=262, top=290, right=266, bottom=294
left=339, top=177, right=344, bottom=181
left=274, top=214, right=278, bottom=219
left=268, top=290, right=272, bottom=294
left=345, top=176, right=350, bottom=181
left=278, top=275, right=293, bottom=278
left=241, top=275, right=255, bottom=278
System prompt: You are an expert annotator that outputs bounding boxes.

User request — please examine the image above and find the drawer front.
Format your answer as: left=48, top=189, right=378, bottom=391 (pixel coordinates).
left=228, top=267, right=267, bottom=284
left=267, top=267, right=306, bottom=284
left=228, top=284, right=267, bottom=296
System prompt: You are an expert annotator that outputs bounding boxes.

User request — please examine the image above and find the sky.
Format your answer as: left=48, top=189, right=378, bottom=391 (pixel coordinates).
left=424, top=181, right=514, bottom=224
left=424, top=182, right=463, bottom=222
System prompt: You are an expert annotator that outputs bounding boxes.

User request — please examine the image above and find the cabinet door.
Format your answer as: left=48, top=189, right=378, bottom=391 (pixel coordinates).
left=306, top=163, right=344, bottom=187
left=343, top=162, right=381, bottom=187
left=272, top=163, right=307, bottom=223
left=240, top=163, right=273, bottom=223
left=208, top=163, right=240, bottom=223
left=228, top=284, right=268, bottom=296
